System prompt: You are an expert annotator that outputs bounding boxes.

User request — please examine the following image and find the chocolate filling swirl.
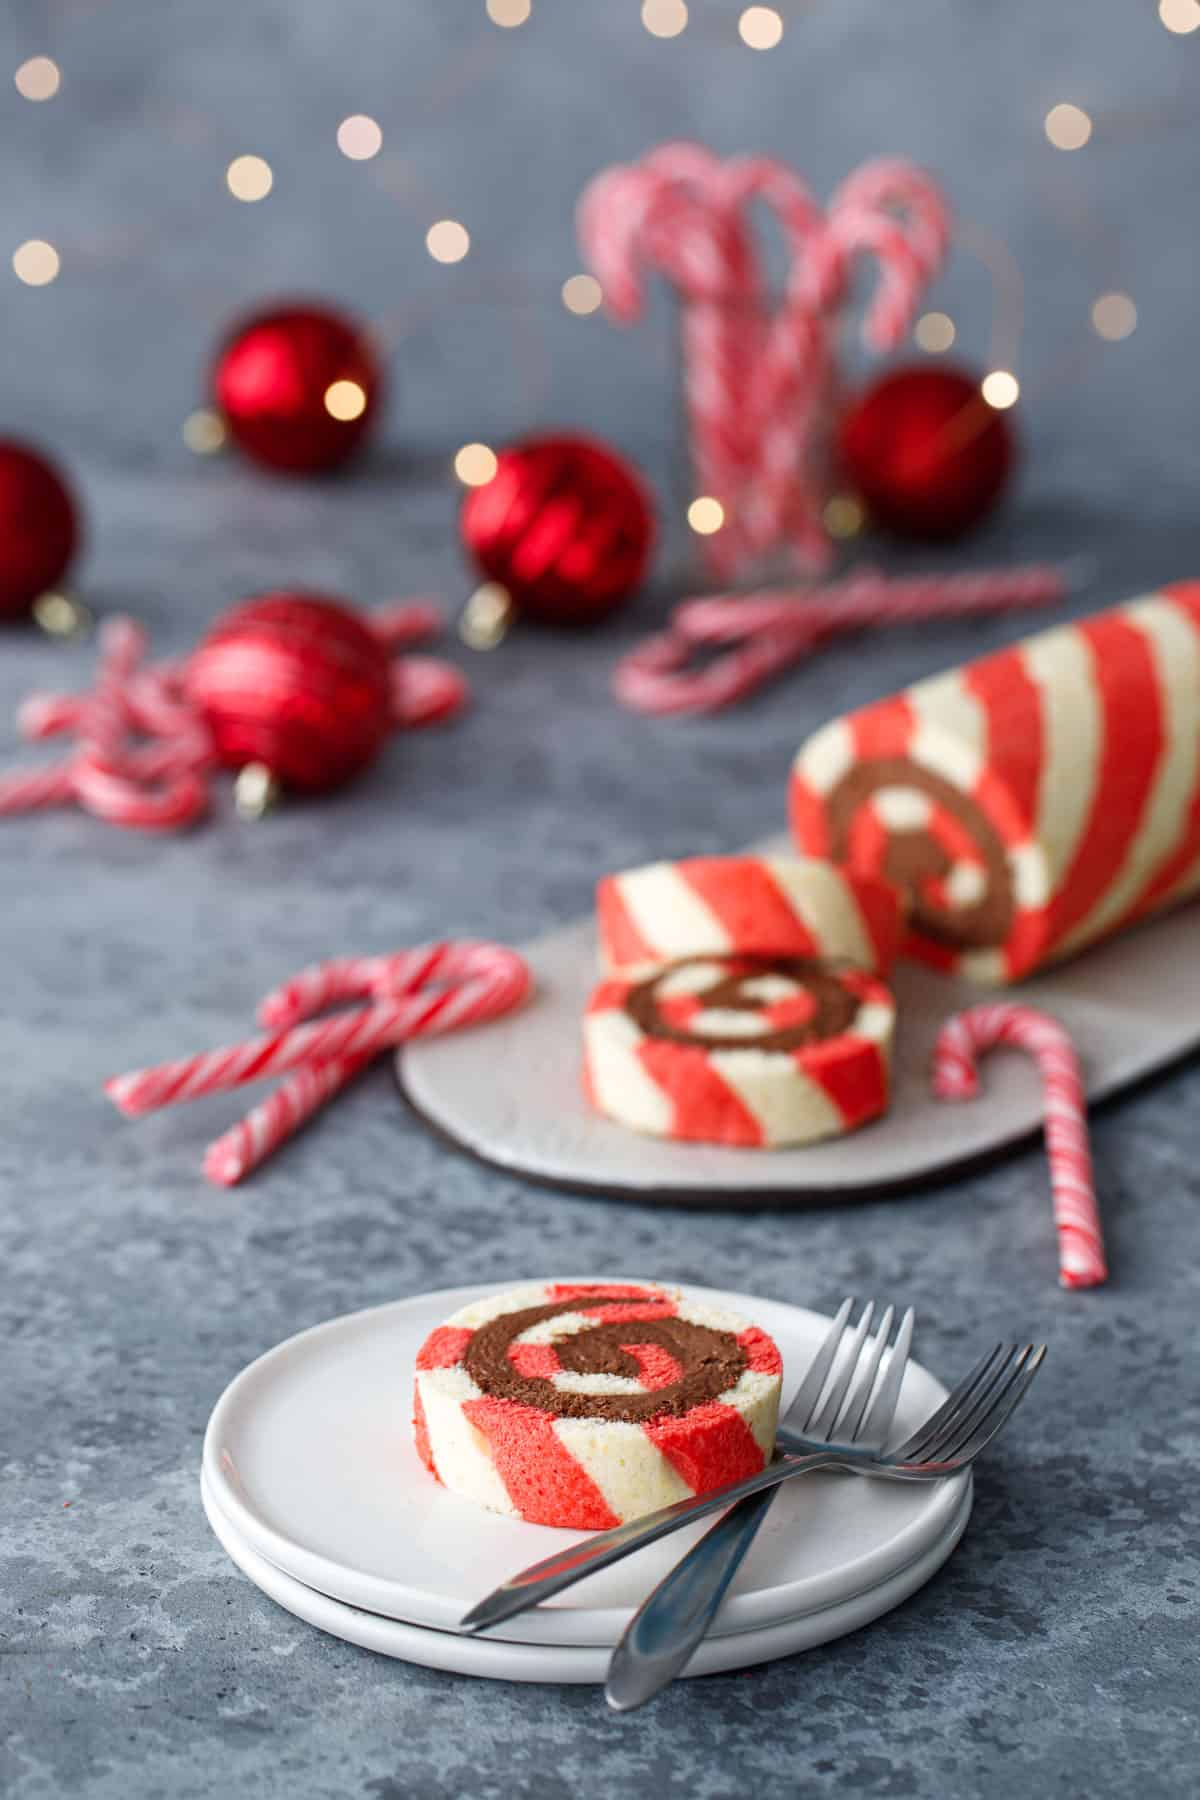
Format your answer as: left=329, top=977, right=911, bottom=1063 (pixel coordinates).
left=624, top=954, right=860, bottom=1054
left=825, top=758, right=1015, bottom=950
left=463, top=1297, right=748, bottom=1422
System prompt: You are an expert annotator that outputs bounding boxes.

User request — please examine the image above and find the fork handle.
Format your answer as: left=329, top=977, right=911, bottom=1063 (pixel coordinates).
left=605, top=1483, right=784, bottom=1712
left=460, top=1449, right=846, bottom=1635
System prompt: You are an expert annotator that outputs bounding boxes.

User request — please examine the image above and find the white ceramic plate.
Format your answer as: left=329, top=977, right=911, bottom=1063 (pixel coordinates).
left=397, top=838, right=1200, bottom=1202
left=203, top=1282, right=971, bottom=1647
left=202, top=1469, right=973, bottom=1684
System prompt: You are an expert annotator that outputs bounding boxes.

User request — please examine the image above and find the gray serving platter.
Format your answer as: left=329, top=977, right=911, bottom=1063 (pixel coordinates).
left=397, top=838, right=1200, bottom=1205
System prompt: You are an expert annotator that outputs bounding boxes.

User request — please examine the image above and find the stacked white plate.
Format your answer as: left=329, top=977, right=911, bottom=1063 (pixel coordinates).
left=202, top=1283, right=973, bottom=1683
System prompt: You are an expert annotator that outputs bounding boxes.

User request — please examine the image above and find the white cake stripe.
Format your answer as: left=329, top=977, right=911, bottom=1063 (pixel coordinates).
left=415, top=1367, right=517, bottom=1516
left=1021, top=624, right=1102, bottom=889
left=1058, top=598, right=1200, bottom=956
left=709, top=1047, right=845, bottom=1146
left=582, top=1008, right=674, bottom=1137
left=552, top=1416, right=695, bottom=1516
left=613, top=862, right=733, bottom=964
left=762, top=855, right=874, bottom=969
left=795, top=716, right=855, bottom=795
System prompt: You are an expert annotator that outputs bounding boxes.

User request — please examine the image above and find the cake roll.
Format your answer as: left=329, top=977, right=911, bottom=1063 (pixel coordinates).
left=790, top=582, right=1200, bottom=982
left=597, top=854, right=904, bottom=979
left=413, top=1281, right=782, bottom=1529
left=583, top=953, right=894, bottom=1147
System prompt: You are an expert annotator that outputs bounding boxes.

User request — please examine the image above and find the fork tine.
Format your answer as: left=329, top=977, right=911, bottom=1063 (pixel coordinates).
left=858, top=1305, right=914, bottom=1452
left=786, top=1297, right=855, bottom=1432
left=892, top=1343, right=1006, bottom=1460
left=950, top=1347, right=1046, bottom=1463
left=912, top=1347, right=1025, bottom=1464
left=841, top=1305, right=895, bottom=1443
left=810, top=1301, right=874, bottom=1440
left=928, top=1346, right=1046, bottom=1466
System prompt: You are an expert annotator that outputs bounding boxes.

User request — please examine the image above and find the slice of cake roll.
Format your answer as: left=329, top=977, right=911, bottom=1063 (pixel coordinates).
left=413, top=1281, right=782, bottom=1529
left=790, top=582, right=1200, bottom=983
left=597, top=854, right=904, bottom=980
left=583, top=953, right=894, bottom=1147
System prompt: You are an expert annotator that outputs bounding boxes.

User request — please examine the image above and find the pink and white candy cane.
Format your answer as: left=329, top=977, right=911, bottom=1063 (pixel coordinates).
left=933, top=1004, right=1108, bottom=1291
left=578, top=143, right=950, bottom=575
left=105, top=941, right=533, bottom=1187
left=0, top=600, right=469, bottom=832
left=613, top=563, right=1067, bottom=716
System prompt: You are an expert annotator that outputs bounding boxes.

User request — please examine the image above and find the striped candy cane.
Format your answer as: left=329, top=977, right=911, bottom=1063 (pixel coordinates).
left=613, top=563, right=1068, bottom=716
left=105, top=941, right=532, bottom=1119
left=2, top=601, right=470, bottom=832
left=578, top=144, right=951, bottom=576
left=932, top=1003, right=1108, bottom=1291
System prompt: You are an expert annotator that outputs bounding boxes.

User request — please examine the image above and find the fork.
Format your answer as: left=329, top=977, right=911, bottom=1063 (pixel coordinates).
left=606, top=1297, right=913, bottom=1711
left=459, top=1334, right=1045, bottom=1638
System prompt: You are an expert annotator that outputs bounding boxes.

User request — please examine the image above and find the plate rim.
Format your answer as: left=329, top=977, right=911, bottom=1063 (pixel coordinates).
left=202, top=1280, right=971, bottom=1645
left=201, top=1467, right=974, bottom=1683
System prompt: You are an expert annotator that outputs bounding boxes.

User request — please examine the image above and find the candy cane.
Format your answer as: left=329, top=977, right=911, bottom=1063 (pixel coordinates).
left=2, top=601, right=469, bottom=832
left=578, top=144, right=951, bottom=575
left=932, top=1003, right=1107, bottom=1290
left=613, top=563, right=1068, bottom=716
left=104, top=941, right=532, bottom=1117
left=203, top=1051, right=374, bottom=1187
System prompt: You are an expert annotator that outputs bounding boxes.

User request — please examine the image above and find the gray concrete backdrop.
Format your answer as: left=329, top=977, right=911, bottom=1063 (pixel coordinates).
left=3, top=4, right=1199, bottom=1797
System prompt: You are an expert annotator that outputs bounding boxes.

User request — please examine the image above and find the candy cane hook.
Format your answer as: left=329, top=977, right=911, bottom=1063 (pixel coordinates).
left=933, top=1003, right=1108, bottom=1291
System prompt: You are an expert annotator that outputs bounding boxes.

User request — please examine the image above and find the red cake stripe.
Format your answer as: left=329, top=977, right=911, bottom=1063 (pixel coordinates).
left=850, top=692, right=915, bottom=761
left=621, top=1341, right=685, bottom=1389
left=507, top=1342, right=562, bottom=1380
left=965, top=646, right=1044, bottom=833
left=737, top=1325, right=783, bottom=1376
left=546, top=1282, right=661, bottom=1302
left=681, top=857, right=821, bottom=959
left=645, top=1400, right=766, bottom=1492
left=788, top=774, right=831, bottom=856
left=581, top=1299, right=679, bottom=1324
left=462, top=1396, right=620, bottom=1529
left=1045, top=615, right=1164, bottom=948
left=796, top=1034, right=888, bottom=1129
left=636, top=1038, right=766, bottom=1146
left=1112, top=588, right=1200, bottom=925
left=415, top=1324, right=474, bottom=1370
left=412, top=1384, right=437, bottom=1477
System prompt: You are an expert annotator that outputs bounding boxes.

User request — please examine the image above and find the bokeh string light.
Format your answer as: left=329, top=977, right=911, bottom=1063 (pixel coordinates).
left=15, top=56, right=60, bottom=101
left=226, top=154, right=273, bottom=202
left=7, top=13, right=1171, bottom=538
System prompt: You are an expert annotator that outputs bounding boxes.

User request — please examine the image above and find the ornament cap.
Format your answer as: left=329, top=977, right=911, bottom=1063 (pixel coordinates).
left=458, top=583, right=514, bottom=650
left=33, top=591, right=93, bottom=638
left=234, top=762, right=283, bottom=820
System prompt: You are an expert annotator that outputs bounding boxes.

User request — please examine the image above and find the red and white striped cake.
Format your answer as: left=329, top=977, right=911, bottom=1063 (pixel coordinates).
left=413, top=1281, right=782, bottom=1529
left=790, top=582, right=1200, bottom=983
left=583, top=953, right=894, bottom=1147
left=597, top=854, right=903, bottom=980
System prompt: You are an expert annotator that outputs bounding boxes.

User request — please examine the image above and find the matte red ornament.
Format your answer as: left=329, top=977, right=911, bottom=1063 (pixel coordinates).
left=0, top=440, right=80, bottom=618
left=212, top=304, right=382, bottom=475
left=460, top=434, right=655, bottom=626
left=185, top=593, right=393, bottom=793
left=836, top=366, right=1015, bottom=540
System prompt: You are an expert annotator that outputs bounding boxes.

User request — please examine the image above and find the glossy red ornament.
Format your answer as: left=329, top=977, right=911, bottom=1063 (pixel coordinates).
left=212, top=304, right=382, bottom=475
left=185, top=593, right=392, bottom=793
left=460, top=434, right=655, bottom=626
left=836, top=366, right=1015, bottom=540
left=0, top=440, right=79, bottom=618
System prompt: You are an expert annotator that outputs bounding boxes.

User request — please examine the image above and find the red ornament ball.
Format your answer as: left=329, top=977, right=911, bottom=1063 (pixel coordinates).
left=0, top=440, right=80, bottom=618
left=185, top=593, right=393, bottom=793
left=836, top=366, right=1016, bottom=540
left=460, top=433, right=655, bottom=627
left=212, top=304, right=382, bottom=475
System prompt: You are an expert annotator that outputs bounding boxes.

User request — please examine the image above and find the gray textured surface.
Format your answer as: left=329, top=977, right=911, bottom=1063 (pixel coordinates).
left=4, top=3, right=1200, bottom=1796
